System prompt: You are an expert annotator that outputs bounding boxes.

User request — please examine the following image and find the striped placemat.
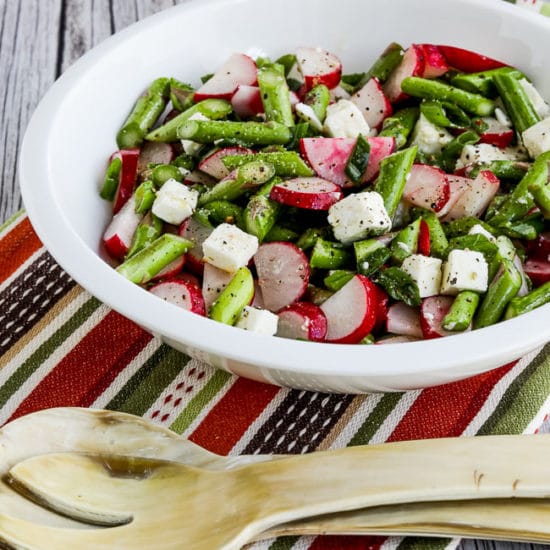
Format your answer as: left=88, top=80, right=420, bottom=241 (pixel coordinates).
left=2, top=209, right=550, bottom=549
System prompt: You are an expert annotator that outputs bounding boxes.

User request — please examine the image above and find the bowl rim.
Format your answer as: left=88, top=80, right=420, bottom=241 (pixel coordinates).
left=19, top=0, right=550, bottom=381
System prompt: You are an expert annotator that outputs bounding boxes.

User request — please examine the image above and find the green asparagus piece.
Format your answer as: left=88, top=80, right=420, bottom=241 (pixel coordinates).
left=275, top=54, right=297, bottom=76
left=401, top=77, right=495, bottom=117
left=296, top=227, right=331, bottom=251
left=169, top=79, right=195, bottom=111
left=446, top=234, right=499, bottom=263
left=442, top=291, right=480, bottom=331
left=438, top=130, right=480, bottom=172
left=257, top=64, right=294, bottom=126
left=451, top=67, right=524, bottom=97
left=378, top=107, right=419, bottom=149
left=100, top=156, right=122, bottom=201
left=465, top=160, right=530, bottom=181
left=244, top=194, right=280, bottom=242
left=390, top=218, right=421, bottom=264
left=355, top=42, right=404, bottom=89
left=151, top=164, right=183, bottom=187
left=177, top=120, right=292, bottom=146
left=222, top=151, right=313, bottom=177
left=171, top=153, right=196, bottom=172
left=419, top=211, right=448, bottom=258
left=208, top=267, right=255, bottom=325
left=134, top=181, right=156, bottom=214
left=324, top=270, right=356, bottom=291
left=117, top=77, right=171, bottom=148
left=474, top=259, right=522, bottom=328
left=345, top=135, right=370, bottom=185
left=493, top=73, right=541, bottom=133
left=125, top=214, right=163, bottom=259
left=263, top=224, right=299, bottom=243
left=443, top=217, right=495, bottom=239
left=117, top=234, right=191, bottom=284
left=303, top=84, right=330, bottom=122
left=310, top=238, right=352, bottom=269
left=374, top=146, right=417, bottom=218
left=194, top=200, right=244, bottom=228
left=526, top=153, right=550, bottom=217
left=354, top=238, right=391, bottom=277
left=505, top=281, right=550, bottom=319
left=374, top=267, right=421, bottom=307
left=146, top=99, right=233, bottom=142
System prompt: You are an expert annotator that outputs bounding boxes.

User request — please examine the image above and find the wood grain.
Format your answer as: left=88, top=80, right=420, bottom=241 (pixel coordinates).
left=0, top=3, right=547, bottom=550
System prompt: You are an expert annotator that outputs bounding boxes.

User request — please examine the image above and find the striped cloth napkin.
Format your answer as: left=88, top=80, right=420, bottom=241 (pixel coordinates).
left=2, top=209, right=550, bottom=550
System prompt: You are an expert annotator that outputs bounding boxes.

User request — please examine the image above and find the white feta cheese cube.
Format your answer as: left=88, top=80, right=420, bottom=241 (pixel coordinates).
left=151, top=179, right=198, bottom=225
left=468, top=224, right=496, bottom=243
left=295, top=102, right=323, bottom=131
left=327, top=191, right=391, bottom=244
left=410, top=113, right=453, bottom=154
left=202, top=223, right=259, bottom=272
left=522, top=117, right=550, bottom=159
left=181, top=112, right=209, bottom=156
left=519, top=78, right=550, bottom=119
left=235, top=306, right=279, bottom=335
left=401, top=254, right=443, bottom=298
left=324, top=99, right=370, bottom=138
left=440, top=249, right=488, bottom=295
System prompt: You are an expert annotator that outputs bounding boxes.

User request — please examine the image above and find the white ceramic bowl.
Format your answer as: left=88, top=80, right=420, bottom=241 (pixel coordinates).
left=19, top=0, right=550, bottom=393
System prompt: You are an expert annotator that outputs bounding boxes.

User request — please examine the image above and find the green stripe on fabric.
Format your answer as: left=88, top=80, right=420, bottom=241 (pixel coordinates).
left=106, top=345, right=189, bottom=416
left=268, top=537, right=299, bottom=550
left=478, top=344, right=550, bottom=435
left=397, top=537, right=451, bottom=550
left=169, top=369, right=232, bottom=434
left=348, top=394, right=403, bottom=446
left=0, top=209, right=25, bottom=234
left=0, top=297, right=102, bottom=408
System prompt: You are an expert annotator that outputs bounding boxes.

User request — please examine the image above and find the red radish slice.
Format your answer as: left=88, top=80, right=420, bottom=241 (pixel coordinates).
left=178, top=272, right=201, bottom=288
left=320, top=274, right=377, bottom=344
left=111, top=149, right=140, bottom=214
left=231, top=85, right=264, bottom=118
left=351, top=77, right=393, bottom=130
left=151, top=255, right=185, bottom=282
left=402, top=164, right=450, bottom=212
left=420, top=296, right=457, bottom=339
left=194, top=53, right=257, bottom=102
left=417, top=44, right=449, bottom=78
left=198, top=146, right=254, bottom=180
left=295, top=47, right=342, bottom=90
left=524, top=259, right=550, bottom=287
left=383, top=44, right=425, bottom=103
left=251, top=281, right=265, bottom=309
left=386, top=302, right=423, bottom=338
left=436, top=45, right=506, bottom=73
left=437, top=175, right=471, bottom=220
left=527, top=232, right=550, bottom=262
left=137, top=142, right=174, bottom=173
left=418, top=219, right=431, bottom=256
left=442, top=170, right=499, bottom=221
left=103, top=198, right=143, bottom=260
left=149, top=279, right=205, bottom=315
left=376, top=335, right=421, bottom=345
left=254, top=242, right=310, bottom=312
left=201, top=263, right=234, bottom=310
left=179, top=217, right=213, bottom=275
left=476, top=118, right=514, bottom=148
left=269, top=177, right=343, bottom=210
left=329, top=84, right=351, bottom=102
left=277, top=302, right=327, bottom=342
left=183, top=170, right=217, bottom=187
left=299, top=136, right=395, bottom=187
left=372, top=284, right=389, bottom=333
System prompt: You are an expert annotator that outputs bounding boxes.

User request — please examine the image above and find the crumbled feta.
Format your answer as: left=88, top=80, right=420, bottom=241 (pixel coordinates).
left=522, top=117, right=550, bottom=159
left=410, top=113, right=453, bottom=154
left=456, top=143, right=526, bottom=169
left=295, top=102, right=323, bottom=131
left=181, top=112, right=209, bottom=156
left=440, top=249, right=488, bottom=295
left=151, top=179, right=198, bottom=225
left=327, top=191, right=391, bottom=244
left=324, top=99, right=370, bottom=138
left=519, top=78, right=550, bottom=119
left=468, top=224, right=496, bottom=243
left=202, top=223, right=259, bottom=273
left=401, top=254, right=443, bottom=298
left=235, top=306, right=279, bottom=335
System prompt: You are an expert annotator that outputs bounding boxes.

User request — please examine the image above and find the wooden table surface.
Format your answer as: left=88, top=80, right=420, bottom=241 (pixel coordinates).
left=1, top=2, right=549, bottom=549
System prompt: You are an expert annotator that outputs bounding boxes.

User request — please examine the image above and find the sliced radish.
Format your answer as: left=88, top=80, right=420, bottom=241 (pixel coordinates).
left=201, top=263, right=234, bottom=310
left=351, top=77, right=393, bottom=130
left=441, top=170, right=499, bottom=221
left=198, top=146, right=254, bottom=180
left=418, top=219, right=431, bottom=256
left=111, top=149, right=140, bottom=214
left=151, top=255, right=185, bottom=281
left=437, top=175, right=471, bottom=220
left=299, top=136, right=395, bottom=187
left=420, top=296, right=457, bottom=339
left=402, top=164, right=450, bottom=212
left=231, top=85, right=264, bottom=118
left=376, top=335, right=421, bottom=345
left=417, top=44, right=449, bottom=78
left=103, top=198, right=144, bottom=260
left=194, top=53, right=257, bottom=102
left=251, top=280, right=265, bottom=309
left=149, top=279, right=205, bottom=315
left=372, top=284, right=389, bottom=333
left=178, top=271, right=201, bottom=288
left=254, top=242, right=310, bottom=312
left=183, top=170, right=217, bottom=187
left=329, top=84, right=351, bottom=102
left=383, top=44, right=425, bottom=103
left=320, top=274, right=377, bottom=343
left=295, top=47, right=342, bottom=90
left=524, top=259, right=550, bottom=287
left=179, top=217, right=213, bottom=275
left=269, top=177, right=343, bottom=210
left=386, top=302, right=423, bottom=338
left=137, top=142, right=174, bottom=174
left=527, top=232, right=550, bottom=262
left=277, top=302, right=327, bottom=342
left=436, top=45, right=506, bottom=73
left=476, top=117, right=515, bottom=148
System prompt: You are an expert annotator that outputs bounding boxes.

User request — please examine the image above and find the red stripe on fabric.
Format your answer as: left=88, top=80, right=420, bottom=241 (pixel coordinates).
left=190, top=378, right=279, bottom=455
left=309, top=535, right=387, bottom=550
left=9, top=312, right=151, bottom=421
left=387, top=361, right=517, bottom=442
left=0, top=217, right=42, bottom=284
